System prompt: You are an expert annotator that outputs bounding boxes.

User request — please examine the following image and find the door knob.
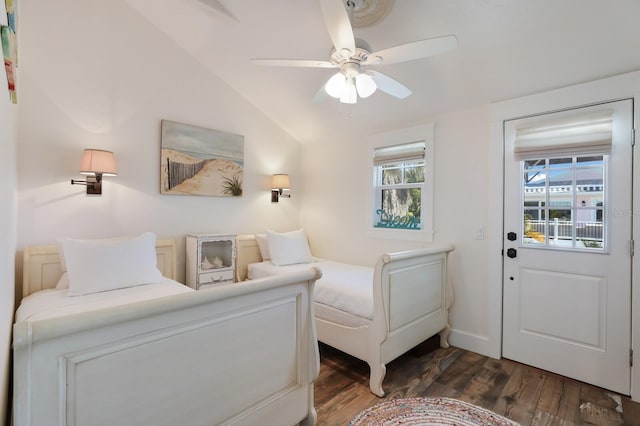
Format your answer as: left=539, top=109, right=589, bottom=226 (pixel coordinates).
left=507, top=248, right=517, bottom=258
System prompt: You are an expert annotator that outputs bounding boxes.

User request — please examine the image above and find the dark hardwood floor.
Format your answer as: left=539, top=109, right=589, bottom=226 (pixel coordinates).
left=314, top=338, right=640, bottom=425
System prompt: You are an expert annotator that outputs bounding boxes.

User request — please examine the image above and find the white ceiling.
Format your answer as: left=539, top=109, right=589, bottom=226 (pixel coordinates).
left=126, top=0, right=640, bottom=143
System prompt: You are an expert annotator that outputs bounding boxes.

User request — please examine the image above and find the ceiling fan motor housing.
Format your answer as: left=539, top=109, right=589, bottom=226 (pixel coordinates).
left=330, top=45, right=371, bottom=68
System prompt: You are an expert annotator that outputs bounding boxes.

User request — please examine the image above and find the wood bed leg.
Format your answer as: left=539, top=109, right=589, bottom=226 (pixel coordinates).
left=440, top=323, right=451, bottom=348
left=368, top=362, right=386, bottom=397
left=300, top=407, right=317, bottom=426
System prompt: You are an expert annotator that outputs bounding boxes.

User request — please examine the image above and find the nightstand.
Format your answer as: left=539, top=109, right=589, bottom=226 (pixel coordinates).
left=186, top=233, right=236, bottom=289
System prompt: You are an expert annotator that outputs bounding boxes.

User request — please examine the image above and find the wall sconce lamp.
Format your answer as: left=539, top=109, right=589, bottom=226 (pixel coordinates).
left=271, top=174, right=291, bottom=203
left=70, top=149, right=118, bottom=195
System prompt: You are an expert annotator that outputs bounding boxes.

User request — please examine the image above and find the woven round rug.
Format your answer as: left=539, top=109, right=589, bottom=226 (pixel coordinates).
left=349, top=397, right=520, bottom=426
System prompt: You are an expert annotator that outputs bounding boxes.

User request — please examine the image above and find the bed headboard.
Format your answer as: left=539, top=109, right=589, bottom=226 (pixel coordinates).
left=22, top=239, right=178, bottom=298
left=235, top=235, right=262, bottom=281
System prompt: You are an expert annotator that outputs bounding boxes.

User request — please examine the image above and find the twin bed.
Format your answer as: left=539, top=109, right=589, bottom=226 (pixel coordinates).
left=13, top=230, right=454, bottom=426
left=13, top=235, right=319, bottom=426
left=236, top=232, right=454, bottom=397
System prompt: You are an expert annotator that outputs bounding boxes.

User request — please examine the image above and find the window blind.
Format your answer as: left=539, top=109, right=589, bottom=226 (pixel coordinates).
left=373, top=141, right=425, bottom=165
left=514, top=110, right=612, bottom=160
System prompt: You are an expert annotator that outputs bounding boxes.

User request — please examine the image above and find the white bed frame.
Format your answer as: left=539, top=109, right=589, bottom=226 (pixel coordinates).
left=236, top=235, right=454, bottom=397
left=14, top=240, right=320, bottom=426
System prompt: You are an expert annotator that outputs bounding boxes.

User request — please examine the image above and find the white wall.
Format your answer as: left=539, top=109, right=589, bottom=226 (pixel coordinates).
left=301, top=105, right=493, bottom=354
left=15, top=0, right=302, bottom=288
left=0, top=3, right=17, bottom=424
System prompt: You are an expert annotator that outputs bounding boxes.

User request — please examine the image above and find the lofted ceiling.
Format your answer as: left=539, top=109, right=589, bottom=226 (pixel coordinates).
left=125, top=0, right=640, bottom=144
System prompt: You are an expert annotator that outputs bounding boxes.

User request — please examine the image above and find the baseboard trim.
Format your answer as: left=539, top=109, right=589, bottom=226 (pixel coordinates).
left=448, top=328, right=493, bottom=358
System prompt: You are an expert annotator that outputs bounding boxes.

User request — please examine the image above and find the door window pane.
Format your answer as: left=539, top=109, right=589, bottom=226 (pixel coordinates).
left=548, top=210, right=572, bottom=247
left=524, top=159, right=545, bottom=171
left=577, top=155, right=604, bottom=167
left=523, top=209, right=545, bottom=245
left=521, top=156, right=606, bottom=251
left=549, top=157, right=572, bottom=168
left=576, top=167, right=603, bottom=189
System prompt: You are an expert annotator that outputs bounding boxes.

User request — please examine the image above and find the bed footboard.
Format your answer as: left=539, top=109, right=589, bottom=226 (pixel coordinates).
left=234, top=234, right=453, bottom=398
left=13, top=270, right=320, bottom=426
left=368, top=244, right=454, bottom=396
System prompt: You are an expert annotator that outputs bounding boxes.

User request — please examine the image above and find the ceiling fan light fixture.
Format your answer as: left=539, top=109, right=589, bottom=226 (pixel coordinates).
left=325, top=72, right=346, bottom=98
left=355, top=72, right=376, bottom=98
left=340, top=76, right=358, bottom=104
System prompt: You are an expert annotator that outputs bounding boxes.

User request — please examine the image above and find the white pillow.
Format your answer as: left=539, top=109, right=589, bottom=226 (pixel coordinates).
left=255, top=233, right=270, bottom=261
left=61, top=232, right=164, bottom=296
left=56, top=272, right=69, bottom=289
left=266, top=229, right=313, bottom=266
left=57, top=235, right=123, bottom=273
left=57, top=239, right=69, bottom=273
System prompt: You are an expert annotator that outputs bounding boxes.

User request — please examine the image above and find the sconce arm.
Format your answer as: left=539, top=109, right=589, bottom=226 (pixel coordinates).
left=71, top=173, right=103, bottom=195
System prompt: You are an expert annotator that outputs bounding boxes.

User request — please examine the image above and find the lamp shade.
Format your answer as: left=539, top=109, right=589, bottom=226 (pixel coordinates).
left=79, top=149, right=118, bottom=176
left=341, top=77, right=357, bottom=104
left=356, top=73, right=376, bottom=98
left=325, top=72, right=346, bottom=99
left=271, top=174, right=291, bottom=189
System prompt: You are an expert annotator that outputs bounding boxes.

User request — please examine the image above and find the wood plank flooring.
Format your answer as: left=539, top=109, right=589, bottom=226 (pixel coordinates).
left=314, top=339, right=640, bottom=425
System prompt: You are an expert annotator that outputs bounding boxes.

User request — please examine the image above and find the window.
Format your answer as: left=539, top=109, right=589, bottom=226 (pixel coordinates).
left=514, top=108, right=612, bottom=251
left=373, top=144, right=425, bottom=230
left=369, top=124, right=434, bottom=241
left=522, top=155, right=606, bottom=250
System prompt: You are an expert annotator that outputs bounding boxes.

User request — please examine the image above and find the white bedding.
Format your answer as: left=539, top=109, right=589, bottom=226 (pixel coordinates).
left=15, top=279, right=192, bottom=323
left=248, top=260, right=374, bottom=320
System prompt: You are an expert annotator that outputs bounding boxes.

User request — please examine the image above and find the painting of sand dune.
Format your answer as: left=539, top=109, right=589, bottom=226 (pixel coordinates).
left=160, top=120, right=244, bottom=196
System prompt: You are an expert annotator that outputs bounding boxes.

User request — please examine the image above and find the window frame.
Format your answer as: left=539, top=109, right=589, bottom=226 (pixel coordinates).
left=368, top=123, right=434, bottom=242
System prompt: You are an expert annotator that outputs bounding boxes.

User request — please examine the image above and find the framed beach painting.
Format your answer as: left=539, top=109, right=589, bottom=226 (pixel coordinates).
left=160, top=120, right=244, bottom=197
left=1, top=25, right=15, bottom=103
left=2, top=0, right=17, bottom=103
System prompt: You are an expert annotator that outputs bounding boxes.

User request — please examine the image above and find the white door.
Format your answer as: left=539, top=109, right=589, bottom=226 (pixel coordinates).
left=503, top=99, right=633, bottom=394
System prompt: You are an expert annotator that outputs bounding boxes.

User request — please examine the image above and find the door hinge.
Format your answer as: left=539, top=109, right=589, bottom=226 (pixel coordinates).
left=631, top=240, right=635, bottom=257
left=633, top=128, right=637, bottom=146
left=631, top=349, right=634, bottom=367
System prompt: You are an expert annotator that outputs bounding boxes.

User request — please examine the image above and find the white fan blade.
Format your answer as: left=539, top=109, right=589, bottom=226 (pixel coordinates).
left=251, top=58, right=336, bottom=68
left=320, top=0, right=356, bottom=55
left=365, top=35, right=458, bottom=65
left=196, top=0, right=237, bottom=22
left=370, top=70, right=412, bottom=99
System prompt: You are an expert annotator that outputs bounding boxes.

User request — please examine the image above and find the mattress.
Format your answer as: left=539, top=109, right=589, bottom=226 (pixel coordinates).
left=314, top=302, right=369, bottom=328
left=15, top=279, right=192, bottom=323
left=248, top=260, right=374, bottom=320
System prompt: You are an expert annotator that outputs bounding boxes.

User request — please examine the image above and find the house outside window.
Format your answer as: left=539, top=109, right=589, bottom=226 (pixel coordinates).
left=369, top=123, right=434, bottom=241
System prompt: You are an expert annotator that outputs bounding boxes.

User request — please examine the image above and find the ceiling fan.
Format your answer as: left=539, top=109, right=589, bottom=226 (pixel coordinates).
left=251, top=0, right=457, bottom=104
